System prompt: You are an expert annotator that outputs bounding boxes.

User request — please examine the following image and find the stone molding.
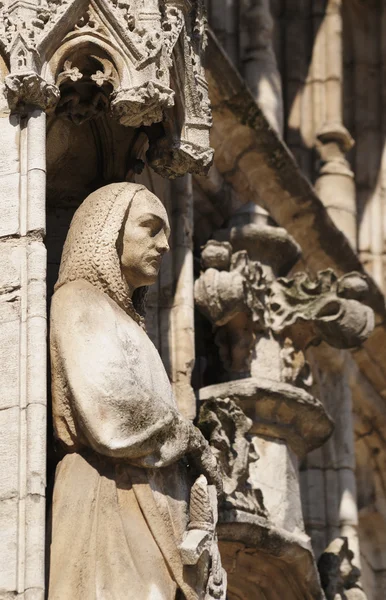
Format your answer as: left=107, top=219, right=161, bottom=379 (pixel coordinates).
left=198, top=378, right=334, bottom=458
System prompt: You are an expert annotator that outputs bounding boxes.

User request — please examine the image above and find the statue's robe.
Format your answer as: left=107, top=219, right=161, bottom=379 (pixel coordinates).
left=48, top=279, right=198, bottom=600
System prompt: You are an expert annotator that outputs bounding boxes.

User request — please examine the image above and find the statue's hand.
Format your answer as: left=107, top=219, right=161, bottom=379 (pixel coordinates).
left=187, top=425, right=223, bottom=496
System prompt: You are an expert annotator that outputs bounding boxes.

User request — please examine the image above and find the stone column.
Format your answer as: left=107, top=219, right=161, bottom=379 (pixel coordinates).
left=0, top=104, right=47, bottom=598
left=315, top=0, right=356, bottom=249
left=139, top=172, right=196, bottom=420
left=305, top=345, right=361, bottom=566
left=169, top=175, right=197, bottom=420
left=194, top=203, right=374, bottom=597
left=209, top=0, right=240, bottom=66
left=241, top=0, right=284, bottom=136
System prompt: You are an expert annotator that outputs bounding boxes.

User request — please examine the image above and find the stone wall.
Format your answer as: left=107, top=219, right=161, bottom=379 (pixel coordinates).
left=0, top=103, right=47, bottom=598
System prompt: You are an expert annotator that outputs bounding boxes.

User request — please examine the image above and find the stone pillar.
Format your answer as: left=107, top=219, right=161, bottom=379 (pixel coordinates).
left=305, top=345, right=361, bottom=566
left=169, top=176, right=197, bottom=420
left=315, top=0, right=356, bottom=249
left=0, top=106, right=47, bottom=598
left=194, top=204, right=374, bottom=598
left=241, top=0, right=284, bottom=136
left=209, top=0, right=240, bottom=66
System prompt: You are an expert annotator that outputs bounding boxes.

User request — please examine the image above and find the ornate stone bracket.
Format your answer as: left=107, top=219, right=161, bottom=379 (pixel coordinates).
left=110, top=81, right=175, bottom=128
left=195, top=232, right=374, bottom=382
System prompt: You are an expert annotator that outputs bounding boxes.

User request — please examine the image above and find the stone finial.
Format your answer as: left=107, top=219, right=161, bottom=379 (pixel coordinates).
left=179, top=475, right=227, bottom=600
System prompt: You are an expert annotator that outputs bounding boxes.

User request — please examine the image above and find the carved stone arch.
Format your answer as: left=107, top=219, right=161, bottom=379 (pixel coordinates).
left=1, top=0, right=213, bottom=176
left=42, top=33, right=124, bottom=126
left=36, top=0, right=91, bottom=64
left=43, top=36, right=124, bottom=87
left=40, top=2, right=138, bottom=90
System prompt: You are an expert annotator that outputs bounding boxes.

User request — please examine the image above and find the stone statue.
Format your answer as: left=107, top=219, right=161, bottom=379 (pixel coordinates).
left=48, top=183, right=226, bottom=600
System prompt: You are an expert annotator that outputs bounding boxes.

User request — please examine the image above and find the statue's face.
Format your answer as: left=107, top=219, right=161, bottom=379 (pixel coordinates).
left=119, top=192, right=170, bottom=291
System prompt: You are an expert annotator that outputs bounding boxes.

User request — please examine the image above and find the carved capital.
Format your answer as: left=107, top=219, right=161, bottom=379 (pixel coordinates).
left=4, top=72, right=60, bottom=112
left=110, top=81, right=175, bottom=128
left=147, top=136, right=214, bottom=178
left=195, top=236, right=374, bottom=381
left=195, top=242, right=374, bottom=350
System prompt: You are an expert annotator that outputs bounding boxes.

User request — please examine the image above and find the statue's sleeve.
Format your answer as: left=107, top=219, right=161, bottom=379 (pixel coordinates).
left=51, top=282, right=192, bottom=467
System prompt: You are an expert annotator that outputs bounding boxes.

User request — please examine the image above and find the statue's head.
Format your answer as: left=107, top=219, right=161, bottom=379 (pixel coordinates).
left=55, top=182, right=170, bottom=324
left=117, top=187, right=170, bottom=290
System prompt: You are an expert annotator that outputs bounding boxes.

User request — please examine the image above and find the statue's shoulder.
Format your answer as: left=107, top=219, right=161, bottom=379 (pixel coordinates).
left=51, top=280, right=114, bottom=329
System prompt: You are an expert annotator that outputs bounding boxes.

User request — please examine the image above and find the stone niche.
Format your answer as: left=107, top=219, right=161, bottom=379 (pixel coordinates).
left=37, top=0, right=212, bottom=294
left=0, top=1, right=213, bottom=598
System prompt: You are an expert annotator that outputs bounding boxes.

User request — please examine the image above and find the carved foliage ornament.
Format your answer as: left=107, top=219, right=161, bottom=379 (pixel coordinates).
left=195, top=242, right=374, bottom=351
left=198, top=397, right=267, bottom=518
left=4, top=70, right=59, bottom=111
left=269, top=270, right=374, bottom=349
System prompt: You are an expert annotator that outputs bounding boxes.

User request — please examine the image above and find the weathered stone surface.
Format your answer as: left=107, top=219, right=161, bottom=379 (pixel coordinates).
left=203, top=27, right=386, bottom=413
left=0, top=407, right=19, bottom=501
left=0, top=1, right=214, bottom=178
left=198, top=397, right=266, bottom=517
left=0, top=497, right=18, bottom=593
left=218, top=521, right=324, bottom=600
left=48, top=183, right=226, bottom=599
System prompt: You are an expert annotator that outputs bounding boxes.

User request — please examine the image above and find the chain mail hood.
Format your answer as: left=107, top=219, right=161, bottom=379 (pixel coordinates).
left=55, top=182, right=154, bottom=326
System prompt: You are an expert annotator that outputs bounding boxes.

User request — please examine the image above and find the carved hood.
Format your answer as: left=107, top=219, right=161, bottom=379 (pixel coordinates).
left=55, top=182, right=151, bottom=322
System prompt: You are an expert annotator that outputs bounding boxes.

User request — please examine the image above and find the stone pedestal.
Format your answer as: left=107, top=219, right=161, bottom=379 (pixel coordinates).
left=198, top=376, right=333, bottom=600
left=195, top=203, right=374, bottom=599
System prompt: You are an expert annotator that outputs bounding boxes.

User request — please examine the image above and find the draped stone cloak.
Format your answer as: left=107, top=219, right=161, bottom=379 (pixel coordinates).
left=48, top=184, right=200, bottom=600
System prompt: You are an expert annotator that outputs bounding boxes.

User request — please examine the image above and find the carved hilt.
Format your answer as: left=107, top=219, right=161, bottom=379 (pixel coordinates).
left=188, top=474, right=216, bottom=532
left=179, top=475, right=226, bottom=600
